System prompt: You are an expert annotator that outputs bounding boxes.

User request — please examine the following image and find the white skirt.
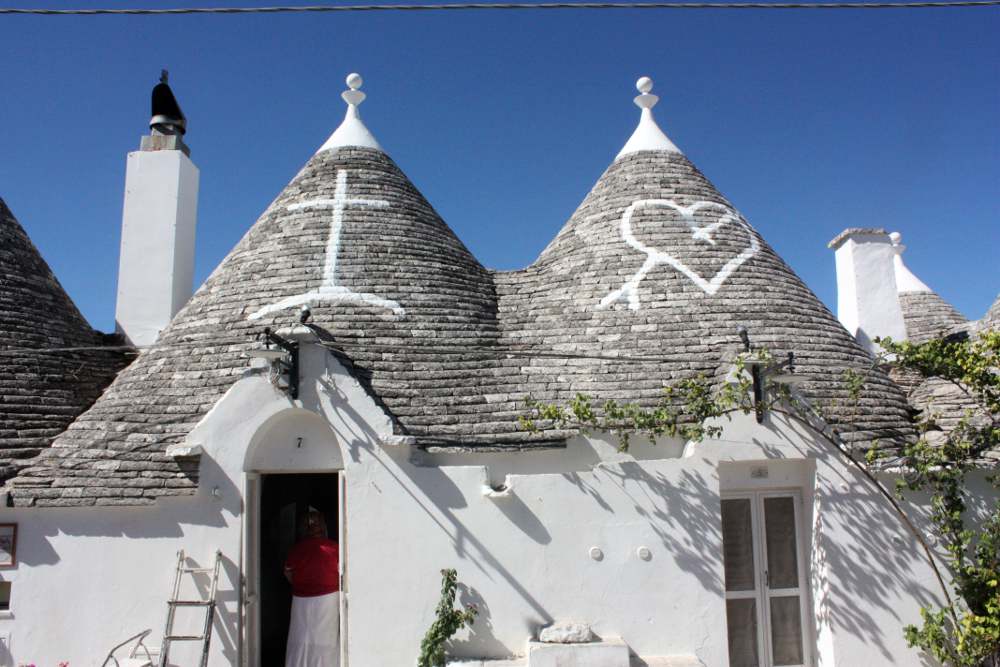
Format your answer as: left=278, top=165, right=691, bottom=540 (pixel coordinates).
left=286, top=592, right=340, bottom=667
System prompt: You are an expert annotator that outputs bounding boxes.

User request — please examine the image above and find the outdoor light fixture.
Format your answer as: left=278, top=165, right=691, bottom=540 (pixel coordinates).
left=767, top=351, right=806, bottom=386
left=251, top=327, right=300, bottom=400
left=736, top=327, right=802, bottom=423
left=736, top=324, right=751, bottom=353
left=737, top=325, right=766, bottom=423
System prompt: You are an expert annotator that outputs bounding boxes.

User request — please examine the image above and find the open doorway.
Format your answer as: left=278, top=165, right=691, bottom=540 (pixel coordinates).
left=259, top=472, right=340, bottom=665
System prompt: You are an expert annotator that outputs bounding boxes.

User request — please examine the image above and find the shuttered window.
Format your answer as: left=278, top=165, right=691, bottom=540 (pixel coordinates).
left=722, top=492, right=810, bottom=667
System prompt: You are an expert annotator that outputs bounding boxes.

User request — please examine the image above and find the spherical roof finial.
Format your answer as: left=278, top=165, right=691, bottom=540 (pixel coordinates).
left=342, top=72, right=367, bottom=107
left=633, top=75, right=659, bottom=111
left=889, top=231, right=902, bottom=245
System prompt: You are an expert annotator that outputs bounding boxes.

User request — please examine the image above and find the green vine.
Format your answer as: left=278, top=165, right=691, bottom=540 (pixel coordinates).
left=417, top=569, right=479, bottom=667
left=875, top=332, right=1000, bottom=666
left=519, top=351, right=774, bottom=451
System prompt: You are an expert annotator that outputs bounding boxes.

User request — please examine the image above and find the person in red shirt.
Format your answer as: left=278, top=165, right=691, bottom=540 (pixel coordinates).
left=284, top=510, right=340, bottom=667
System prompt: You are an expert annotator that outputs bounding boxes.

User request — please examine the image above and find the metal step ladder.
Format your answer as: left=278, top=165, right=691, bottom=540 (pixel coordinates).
left=159, top=549, right=222, bottom=667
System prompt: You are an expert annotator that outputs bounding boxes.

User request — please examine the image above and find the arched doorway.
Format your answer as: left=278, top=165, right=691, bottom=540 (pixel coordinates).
left=243, top=409, right=346, bottom=667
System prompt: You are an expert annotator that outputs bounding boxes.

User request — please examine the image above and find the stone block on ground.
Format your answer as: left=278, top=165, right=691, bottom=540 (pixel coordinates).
left=538, top=621, right=595, bottom=644
left=528, top=636, right=630, bottom=667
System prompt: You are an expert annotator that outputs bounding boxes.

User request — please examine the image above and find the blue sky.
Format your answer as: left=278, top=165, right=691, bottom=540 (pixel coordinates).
left=1, top=1, right=997, bottom=333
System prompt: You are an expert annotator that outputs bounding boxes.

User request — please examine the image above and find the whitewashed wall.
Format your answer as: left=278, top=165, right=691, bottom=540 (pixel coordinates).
left=0, top=341, right=989, bottom=666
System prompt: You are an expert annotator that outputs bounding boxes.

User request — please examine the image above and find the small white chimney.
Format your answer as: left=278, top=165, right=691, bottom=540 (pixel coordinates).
left=116, top=71, right=198, bottom=347
left=828, top=228, right=907, bottom=353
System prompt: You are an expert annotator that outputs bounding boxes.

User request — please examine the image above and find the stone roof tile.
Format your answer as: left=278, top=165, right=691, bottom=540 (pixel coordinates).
left=900, top=291, right=967, bottom=344
left=0, top=198, right=130, bottom=483
left=11, top=143, right=916, bottom=506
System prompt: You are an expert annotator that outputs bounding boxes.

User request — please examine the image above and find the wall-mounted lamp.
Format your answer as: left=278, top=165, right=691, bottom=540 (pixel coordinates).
left=736, top=327, right=803, bottom=423
left=248, top=327, right=300, bottom=399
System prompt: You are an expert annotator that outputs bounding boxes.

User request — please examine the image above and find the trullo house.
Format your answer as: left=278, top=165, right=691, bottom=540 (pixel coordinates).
left=0, top=72, right=996, bottom=667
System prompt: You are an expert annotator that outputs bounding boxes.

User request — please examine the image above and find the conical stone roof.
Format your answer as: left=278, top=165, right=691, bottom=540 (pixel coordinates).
left=496, top=146, right=914, bottom=450
left=899, top=291, right=967, bottom=344
left=12, top=141, right=515, bottom=506
left=978, top=294, right=1000, bottom=333
left=0, top=198, right=128, bottom=484
left=890, top=233, right=968, bottom=343
left=13, top=76, right=916, bottom=506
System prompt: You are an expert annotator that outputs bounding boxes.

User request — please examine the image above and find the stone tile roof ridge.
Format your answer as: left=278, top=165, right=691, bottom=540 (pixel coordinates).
left=0, top=198, right=131, bottom=484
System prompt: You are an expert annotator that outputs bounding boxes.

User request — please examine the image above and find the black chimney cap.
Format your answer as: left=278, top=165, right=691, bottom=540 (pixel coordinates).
left=150, top=69, right=186, bottom=136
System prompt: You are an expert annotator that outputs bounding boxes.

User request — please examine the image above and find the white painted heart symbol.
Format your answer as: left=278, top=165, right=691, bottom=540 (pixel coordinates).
left=599, top=199, right=760, bottom=310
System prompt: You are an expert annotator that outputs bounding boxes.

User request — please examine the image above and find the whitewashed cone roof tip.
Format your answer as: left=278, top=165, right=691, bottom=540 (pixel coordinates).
left=318, top=72, right=383, bottom=153
left=616, top=76, right=681, bottom=159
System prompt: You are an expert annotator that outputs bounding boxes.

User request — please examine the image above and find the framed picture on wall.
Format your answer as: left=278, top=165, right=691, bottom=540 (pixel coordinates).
left=0, top=524, right=16, bottom=567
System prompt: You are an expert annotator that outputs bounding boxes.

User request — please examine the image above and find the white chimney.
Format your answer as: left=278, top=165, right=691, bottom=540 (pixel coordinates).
left=116, top=72, right=198, bottom=347
left=828, top=228, right=907, bottom=353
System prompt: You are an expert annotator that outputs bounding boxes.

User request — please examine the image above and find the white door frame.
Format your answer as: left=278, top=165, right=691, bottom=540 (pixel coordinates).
left=243, top=469, right=346, bottom=667
left=338, top=470, right=348, bottom=666
left=722, top=489, right=813, bottom=667
left=242, top=472, right=261, bottom=667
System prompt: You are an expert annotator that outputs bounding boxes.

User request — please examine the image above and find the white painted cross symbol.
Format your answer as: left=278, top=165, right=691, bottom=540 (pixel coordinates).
left=599, top=199, right=760, bottom=311
left=248, top=169, right=405, bottom=320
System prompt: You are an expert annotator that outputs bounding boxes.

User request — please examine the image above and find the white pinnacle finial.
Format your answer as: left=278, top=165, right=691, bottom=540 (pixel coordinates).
left=342, top=72, right=366, bottom=107
left=889, top=230, right=932, bottom=293
left=616, top=74, right=679, bottom=159
left=318, top=71, right=382, bottom=153
left=634, top=76, right=658, bottom=109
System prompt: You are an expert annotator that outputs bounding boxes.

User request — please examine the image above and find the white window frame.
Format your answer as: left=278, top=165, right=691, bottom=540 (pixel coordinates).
left=722, top=489, right=812, bottom=667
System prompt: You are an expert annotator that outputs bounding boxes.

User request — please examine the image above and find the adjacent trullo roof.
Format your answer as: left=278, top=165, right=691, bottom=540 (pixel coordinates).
left=0, top=199, right=129, bottom=486
left=975, top=293, right=1000, bottom=335
left=11, top=75, right=914, bottom=507
left=882, top=237, right=997, bottom=465
left=890, top=232, right=968, bottom=343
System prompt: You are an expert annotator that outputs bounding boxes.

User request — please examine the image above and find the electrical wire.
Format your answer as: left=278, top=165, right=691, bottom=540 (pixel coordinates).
left=1, top=0, right=997, bottom=14
left=0, top=337, right=736, bottom=365
left=0, top=345, right=139, bottom=355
